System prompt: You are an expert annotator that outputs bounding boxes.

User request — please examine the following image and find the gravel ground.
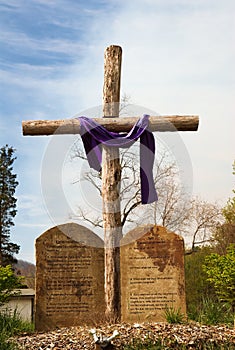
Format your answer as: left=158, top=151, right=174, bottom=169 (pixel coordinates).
left=16, top=323, right=235, bottom=349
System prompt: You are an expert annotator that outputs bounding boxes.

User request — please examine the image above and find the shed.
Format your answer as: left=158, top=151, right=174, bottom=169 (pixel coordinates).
left=0, top=289, right=35, bottom=322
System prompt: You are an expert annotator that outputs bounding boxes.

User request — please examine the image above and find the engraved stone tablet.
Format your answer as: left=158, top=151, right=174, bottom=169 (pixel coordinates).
left=120, top=225, right=186, bottom=322
left=35, top=223, right=105, bottom=330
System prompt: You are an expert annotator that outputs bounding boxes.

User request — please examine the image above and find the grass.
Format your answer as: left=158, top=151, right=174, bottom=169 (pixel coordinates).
left=197, top=297, right=234, bottom=326
left=164, top=305, right=185, bottom=324
left=0, top=309, right=34, bottom=350
left=0, top=309, right=34, bottom=335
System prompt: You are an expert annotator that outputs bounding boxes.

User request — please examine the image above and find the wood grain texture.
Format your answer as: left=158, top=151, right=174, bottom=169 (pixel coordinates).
left=102, top=45, right=122, bottom=322
left=22, top=115, right=199, bottom=135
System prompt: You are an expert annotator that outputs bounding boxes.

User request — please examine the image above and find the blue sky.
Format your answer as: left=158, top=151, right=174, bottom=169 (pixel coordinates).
left=0, top=0, right=234, bottom=263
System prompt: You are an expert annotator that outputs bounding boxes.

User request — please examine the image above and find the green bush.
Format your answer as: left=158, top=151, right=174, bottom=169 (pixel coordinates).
left=0, top=265, right=23, bottom=306
left=185, top=248, right=234, bottom=325
left=203, top=245, right=235, bottom=311
left=184, top=247, right=217, bottom=321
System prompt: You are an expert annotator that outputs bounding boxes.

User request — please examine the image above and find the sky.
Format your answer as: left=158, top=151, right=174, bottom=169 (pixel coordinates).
left=0, top=0, right=234, bottom=263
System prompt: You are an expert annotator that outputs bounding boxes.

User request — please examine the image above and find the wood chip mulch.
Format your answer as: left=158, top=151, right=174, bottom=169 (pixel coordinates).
left=16, top=323, right=235, bottom=349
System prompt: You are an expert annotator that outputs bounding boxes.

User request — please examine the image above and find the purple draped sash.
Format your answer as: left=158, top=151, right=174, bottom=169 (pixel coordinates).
left=78, top=114, right=158, bottom=204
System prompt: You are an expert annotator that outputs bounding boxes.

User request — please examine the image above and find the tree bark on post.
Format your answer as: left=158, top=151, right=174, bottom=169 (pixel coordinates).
left=22, top=116, right=199, bottom=135
left=102, top=45, right=122, bottom=322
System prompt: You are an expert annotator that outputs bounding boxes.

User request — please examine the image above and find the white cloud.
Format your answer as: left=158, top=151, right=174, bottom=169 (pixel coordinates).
left=0, top=31, right=86, bottom=56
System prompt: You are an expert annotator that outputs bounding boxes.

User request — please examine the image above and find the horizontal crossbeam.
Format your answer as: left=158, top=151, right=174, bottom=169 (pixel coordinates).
left=22, top=115, right=199, bottom=136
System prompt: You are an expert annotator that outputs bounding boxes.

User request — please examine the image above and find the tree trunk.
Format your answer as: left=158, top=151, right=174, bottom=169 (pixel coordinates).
left=102, top=45, right=122, bottom=322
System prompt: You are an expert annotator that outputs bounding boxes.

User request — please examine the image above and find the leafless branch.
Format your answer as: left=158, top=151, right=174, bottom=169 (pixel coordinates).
left=71, top=207, right=103, bottom=228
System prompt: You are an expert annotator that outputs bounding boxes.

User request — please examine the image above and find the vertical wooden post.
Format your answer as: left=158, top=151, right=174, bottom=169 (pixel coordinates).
left=102, top=45, right=122, bottom=322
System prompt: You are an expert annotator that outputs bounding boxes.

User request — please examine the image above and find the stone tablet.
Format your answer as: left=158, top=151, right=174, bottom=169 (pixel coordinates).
left=120, top=225, right=186, bottom=322
left=35, top=223, right=105, bottom=330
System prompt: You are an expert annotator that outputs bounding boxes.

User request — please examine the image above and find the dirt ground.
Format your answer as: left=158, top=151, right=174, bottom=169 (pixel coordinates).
left=16, top=322, right=235, bottom=349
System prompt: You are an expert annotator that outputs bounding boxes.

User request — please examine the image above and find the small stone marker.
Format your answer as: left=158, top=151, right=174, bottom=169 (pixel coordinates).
left=35, top=223, right=105, bottom=330
left=120, top=225, right=186, bottom=322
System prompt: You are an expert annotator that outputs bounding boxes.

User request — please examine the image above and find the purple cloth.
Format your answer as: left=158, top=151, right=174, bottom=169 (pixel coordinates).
left=78, top=114, right=158, bottom=204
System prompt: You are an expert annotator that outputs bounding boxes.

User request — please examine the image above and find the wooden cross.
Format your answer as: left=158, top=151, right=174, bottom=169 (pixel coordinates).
left=22, top=45, right=199, bottom=322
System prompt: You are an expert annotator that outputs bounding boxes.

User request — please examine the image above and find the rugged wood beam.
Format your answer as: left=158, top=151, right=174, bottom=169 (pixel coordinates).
left=22, top=115, right=199, bottom=135
left=102, top=45, right=122, bottom=322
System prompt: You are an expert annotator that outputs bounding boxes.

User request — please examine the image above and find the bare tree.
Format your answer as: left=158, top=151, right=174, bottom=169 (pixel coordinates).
left=70, top=135, right=193, bottom=231
left=184, top=198, right=222, bottom=253
left=70, top=139, right=222, bottom=251
left=69, top=96, right=222, bottom=248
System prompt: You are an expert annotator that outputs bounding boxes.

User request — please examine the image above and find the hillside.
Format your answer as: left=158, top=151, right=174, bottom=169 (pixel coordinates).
left=14, top=260, right=35, bottom=289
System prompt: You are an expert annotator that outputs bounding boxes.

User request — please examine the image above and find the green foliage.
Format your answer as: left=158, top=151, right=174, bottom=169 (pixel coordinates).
left=0, top=309, right=34, bottom=350
left=223, top=198, right=235, bottom=224
left=0, top=265, right=23, bottom=306
left=185, top=247, right=217, bottom=321
left=198, top=297, right=233, bottom=326
left=164, top=306, right=185, bottom=324
left=0, top=145, right=20, bottom=266
left=203, top=245, right=235, bottom=311
left=222, top=161, right=235, bottom=224
left=213, top=161, right=235, bottom=254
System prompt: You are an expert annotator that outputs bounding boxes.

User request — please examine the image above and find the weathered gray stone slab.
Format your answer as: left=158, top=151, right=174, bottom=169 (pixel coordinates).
left=35, top=223, right=105, bottom=330
left=120, top=225, right=186, bottom=322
